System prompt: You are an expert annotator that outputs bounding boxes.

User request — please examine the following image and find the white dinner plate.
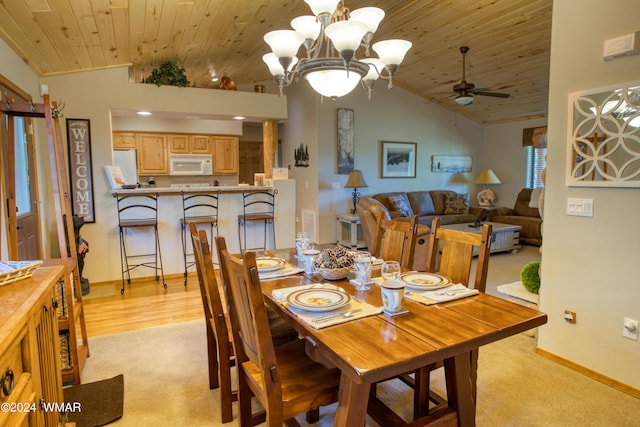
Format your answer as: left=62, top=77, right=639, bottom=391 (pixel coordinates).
left=286, top=289, right=350, bottom=312
left=255, top=257, right=286, bottom=272
left=401, top=272, right=451, bottom=290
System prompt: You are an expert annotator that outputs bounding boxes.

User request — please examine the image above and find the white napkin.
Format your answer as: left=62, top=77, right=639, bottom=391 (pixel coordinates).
left=259, top=262, right=304, bottom=280
left=421, top=284, right=479, bottom=303
left=271, top=283, right=383, bottom=329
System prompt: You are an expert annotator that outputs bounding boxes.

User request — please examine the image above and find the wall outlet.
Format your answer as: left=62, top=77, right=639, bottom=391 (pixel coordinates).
left=564, top=310, right=577, bottom=323
left=623, top=318, right=639, bottom=340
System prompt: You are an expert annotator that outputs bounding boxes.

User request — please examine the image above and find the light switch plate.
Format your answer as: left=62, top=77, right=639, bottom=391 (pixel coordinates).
left=567, top=198, right=594, bottom=217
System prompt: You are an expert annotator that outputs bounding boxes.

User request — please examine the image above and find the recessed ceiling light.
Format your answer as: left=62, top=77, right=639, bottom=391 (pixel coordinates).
left=233, top=116, right=246, bottom=120
left=137, top=111, right=152, bottom=116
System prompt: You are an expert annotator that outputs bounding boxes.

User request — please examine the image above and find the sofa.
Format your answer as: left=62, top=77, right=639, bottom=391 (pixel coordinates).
left=490, top=188, right=543, bottom=246
left=356, top=190, right=482, bottom=271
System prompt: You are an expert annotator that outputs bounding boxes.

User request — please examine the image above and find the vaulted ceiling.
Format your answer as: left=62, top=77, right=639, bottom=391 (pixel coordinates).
left=0, top=0, right=552, bottom=124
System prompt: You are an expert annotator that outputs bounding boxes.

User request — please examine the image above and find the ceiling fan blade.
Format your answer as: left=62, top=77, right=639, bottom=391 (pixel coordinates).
left=471, top=90, right=510, bottom=98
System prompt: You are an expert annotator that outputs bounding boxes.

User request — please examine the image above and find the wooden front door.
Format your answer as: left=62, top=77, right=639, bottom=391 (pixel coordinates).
left=4, top=114, right=42, bottom=260
left=239, top=141, right=263, bottom=185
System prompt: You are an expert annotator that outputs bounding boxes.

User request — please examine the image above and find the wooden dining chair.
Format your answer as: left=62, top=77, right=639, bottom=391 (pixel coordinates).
left=189, top=223, right=237, bottom=423
left=372, top=213, right=419, bottom=269
left=410, top=216, right=493, bottom=417
left=215, top=235, right=341, bottom=427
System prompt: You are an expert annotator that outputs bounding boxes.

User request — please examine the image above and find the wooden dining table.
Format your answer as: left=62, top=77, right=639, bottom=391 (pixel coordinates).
left=258, top=248, right=547, bottom=427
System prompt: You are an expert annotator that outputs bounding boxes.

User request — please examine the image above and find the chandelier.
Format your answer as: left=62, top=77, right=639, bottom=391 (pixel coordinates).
left=262, top=0, right=412, bottom=99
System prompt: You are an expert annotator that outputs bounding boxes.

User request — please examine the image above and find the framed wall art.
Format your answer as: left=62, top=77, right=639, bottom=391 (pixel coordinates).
left=66, top=118, right=95, bottom=222
left=431, top=155, right=472, bottom=173
left=567, top=80, right=640, bottom=187
left=337, top=108, right=354, bottom=174
left=380, top=141, right=416, bottom=178
left=523, top=126, right=547, bottom=148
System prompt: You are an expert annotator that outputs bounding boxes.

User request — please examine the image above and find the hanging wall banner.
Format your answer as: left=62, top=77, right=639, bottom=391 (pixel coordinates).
left=66, top=118, right=95, bottom=222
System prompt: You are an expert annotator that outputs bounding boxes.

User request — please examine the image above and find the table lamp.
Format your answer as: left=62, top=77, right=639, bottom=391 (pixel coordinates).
left=475, top=169, right=501, bottom=207
left=344, top=170, right=368, bottom=215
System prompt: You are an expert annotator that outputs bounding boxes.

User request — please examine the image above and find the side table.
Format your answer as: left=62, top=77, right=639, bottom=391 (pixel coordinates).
left=336, top=213, right=367, bottom=250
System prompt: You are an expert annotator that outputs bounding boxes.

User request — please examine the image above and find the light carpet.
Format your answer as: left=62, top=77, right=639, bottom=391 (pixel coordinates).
left=81, top=319, right=640, bottom=426
left=497, top=281, right=540, bottom=304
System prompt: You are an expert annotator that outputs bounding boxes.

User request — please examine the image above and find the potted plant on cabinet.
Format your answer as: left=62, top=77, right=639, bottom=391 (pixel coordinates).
left=143, top=61, right=190, bottom=87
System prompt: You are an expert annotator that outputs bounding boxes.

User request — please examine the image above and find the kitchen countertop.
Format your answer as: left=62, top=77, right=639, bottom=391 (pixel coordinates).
left=110, top=184, right=273, bottom=196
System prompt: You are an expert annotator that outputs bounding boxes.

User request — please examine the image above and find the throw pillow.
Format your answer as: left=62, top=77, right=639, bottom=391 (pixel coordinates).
left=444, top=193, right=470, bottom=214
left=388, top=194, right=413, bottom=218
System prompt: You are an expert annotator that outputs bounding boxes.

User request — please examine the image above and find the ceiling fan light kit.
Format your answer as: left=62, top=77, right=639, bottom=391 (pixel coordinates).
left=263, top=0, right=412, bottom=99
left=453, top=46, right=510, bottom=105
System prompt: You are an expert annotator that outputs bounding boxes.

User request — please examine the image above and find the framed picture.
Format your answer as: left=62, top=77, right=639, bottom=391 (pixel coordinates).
left=431, top=155, right=473, bottom=173
left=380, top=141, right=416, bottom=178
left=66, top=118, right=95, bottom=222
left=337, top=108, right=354, bottom=174
left=523, top=126, right=547, bottom=148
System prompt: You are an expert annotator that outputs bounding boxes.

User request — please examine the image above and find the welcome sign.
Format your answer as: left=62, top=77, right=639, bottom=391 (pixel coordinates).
left=66, top=118, right=95, bottom=222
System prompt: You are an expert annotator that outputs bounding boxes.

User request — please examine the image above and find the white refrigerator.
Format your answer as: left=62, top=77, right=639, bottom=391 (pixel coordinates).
left=113, top=150, right=138, bottom=185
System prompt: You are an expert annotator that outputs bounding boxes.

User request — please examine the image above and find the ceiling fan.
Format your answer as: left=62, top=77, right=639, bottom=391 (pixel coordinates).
left=453, top=46, right=510, bottom=105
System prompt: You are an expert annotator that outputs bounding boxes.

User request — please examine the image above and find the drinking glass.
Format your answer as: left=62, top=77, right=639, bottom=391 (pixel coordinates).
left=295, top=232, right=309, bottom=258
left=353, top=251, right=372, bottom=290
left=381, top=260, right=402, bottom=283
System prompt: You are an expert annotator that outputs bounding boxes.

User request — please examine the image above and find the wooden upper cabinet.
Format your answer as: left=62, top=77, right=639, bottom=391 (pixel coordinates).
left=168, top=134, right=189, bottom=153
left=113, top=132, right=136, bottom=150
left=212, top=136, right=239, bottom=175
left=169, top=134, right=211, bottom=154
left=190, top=135, right=212, bottom=153
left=137, top=133, right=168, bottom=175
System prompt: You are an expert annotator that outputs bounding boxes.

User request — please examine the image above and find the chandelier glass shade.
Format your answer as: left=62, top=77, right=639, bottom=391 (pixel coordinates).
left=263, top=0, right=412, bottom=99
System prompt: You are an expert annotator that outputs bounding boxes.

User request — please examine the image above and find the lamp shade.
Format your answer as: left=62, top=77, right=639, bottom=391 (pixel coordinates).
left=455, top=94, right=474, bottom=105
left=475, top=169, right=502, bottom=185
left=291, top=15, right=322, bottom=42
left=349, top=7, right=385, bottom=33
left=345, top=170, right=368, bottom=188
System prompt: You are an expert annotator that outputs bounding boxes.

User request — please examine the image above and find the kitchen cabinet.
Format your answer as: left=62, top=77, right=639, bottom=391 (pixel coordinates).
left=113, top=132, right=238, bottom=175
left=212, top=136, right=239, bottom=175
left=0, top=265, right=65, bottom=427
left=191, top=135, right=212, bottom=153
left=168, top=134, right=190, bottom=153
left=137, top=133, right=169, bottom=175
left=113, top=132, right=136, bottom=150
left=169, top=134, right=211, bottom=154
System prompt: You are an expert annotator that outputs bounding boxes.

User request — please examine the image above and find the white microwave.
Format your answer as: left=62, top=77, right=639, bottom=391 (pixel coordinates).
left=169, top=154, right=213, bottom=176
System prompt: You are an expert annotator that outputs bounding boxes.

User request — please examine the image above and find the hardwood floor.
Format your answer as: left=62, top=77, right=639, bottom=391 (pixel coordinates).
left=83, top=273, right=205, bottom=337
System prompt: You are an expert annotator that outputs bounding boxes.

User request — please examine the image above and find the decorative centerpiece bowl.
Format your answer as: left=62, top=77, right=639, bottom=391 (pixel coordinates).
left=316, top=266, right=352, bottom=281
left=313, top=246, right=354, bottom=280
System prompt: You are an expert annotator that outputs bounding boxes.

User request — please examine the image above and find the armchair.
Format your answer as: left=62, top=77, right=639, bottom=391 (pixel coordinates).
left=490, top=188, right=543, bottom=246
left=356, top=197, right=430, bottom=271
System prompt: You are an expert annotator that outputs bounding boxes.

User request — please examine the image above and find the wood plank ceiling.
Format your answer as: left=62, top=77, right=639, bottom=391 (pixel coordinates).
left=0, top=0, right=552, bottom=124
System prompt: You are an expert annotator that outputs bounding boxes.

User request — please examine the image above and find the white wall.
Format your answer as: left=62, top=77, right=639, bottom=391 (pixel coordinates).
left=539, top=0, right=640, bottom=389
left=282, top=80, right=485, bottom=244
left=484, top=118, right=548, bottom=208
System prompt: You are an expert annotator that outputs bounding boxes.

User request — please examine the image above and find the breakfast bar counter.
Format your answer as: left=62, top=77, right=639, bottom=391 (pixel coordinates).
left=107, top=180, right=295, bottom=282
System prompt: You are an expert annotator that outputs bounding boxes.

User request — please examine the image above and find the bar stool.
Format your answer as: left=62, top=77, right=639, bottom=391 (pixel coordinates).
left=180, top=191, right=219, bottom=286
left=237, top=189, right=277, bottom=252
left=117, top=193, right=166, bottom=294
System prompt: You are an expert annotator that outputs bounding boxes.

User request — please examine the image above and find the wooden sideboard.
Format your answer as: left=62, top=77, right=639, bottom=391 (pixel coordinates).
left=0, top=264, right=65, bottom=426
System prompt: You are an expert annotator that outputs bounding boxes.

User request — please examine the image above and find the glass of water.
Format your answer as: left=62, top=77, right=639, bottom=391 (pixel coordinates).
left=353, top=251, right=372, bottom=290
left=295, top=232, right=309, bottom=258
left=381, top=260, right=402, bottom=283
